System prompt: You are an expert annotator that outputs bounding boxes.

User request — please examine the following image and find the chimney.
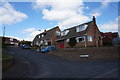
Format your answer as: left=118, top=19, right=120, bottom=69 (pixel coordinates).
left=44, top=29, right=46, bottom=32
left=93, top=16, right=96, bottom=23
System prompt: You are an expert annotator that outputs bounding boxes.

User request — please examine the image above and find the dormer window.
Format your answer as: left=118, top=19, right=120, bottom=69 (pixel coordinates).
left=56, top=31, right=61, bottom=36
left=61, top=30, right=69, bottom=36
left=76, top=24, right=88, bottom=32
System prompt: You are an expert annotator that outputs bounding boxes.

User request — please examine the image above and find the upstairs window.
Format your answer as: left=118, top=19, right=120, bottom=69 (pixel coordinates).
left=61, top=30, right=69, bottom=36
left=88, top=36, right=92, bottom=42
left=76, top=24, right=88, bottom=32
left=56, top=31, right=61, bottom=36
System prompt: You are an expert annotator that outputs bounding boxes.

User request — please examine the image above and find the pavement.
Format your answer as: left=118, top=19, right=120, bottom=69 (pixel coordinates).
left=2, top=46, right=119, bottom=79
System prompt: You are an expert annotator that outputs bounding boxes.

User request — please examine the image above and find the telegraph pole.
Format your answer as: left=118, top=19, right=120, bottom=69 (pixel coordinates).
left=2, top=26, right=6, bottom=48
left=3, top=26, right=5, bottom=37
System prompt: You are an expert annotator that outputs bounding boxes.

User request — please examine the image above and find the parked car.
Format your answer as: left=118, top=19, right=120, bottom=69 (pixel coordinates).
left=22, top=44, right=30, bottom=49
left=41, top=45, right=55, bottom=53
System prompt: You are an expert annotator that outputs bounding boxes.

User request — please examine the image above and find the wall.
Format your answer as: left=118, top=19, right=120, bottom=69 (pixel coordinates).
left=52, top=27, right=61, bottom=45
left=51, top=47, right=118, bottom=60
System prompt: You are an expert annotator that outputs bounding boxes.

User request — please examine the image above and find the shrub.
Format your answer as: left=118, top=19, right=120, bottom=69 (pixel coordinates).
left=68, top=37, right=77, bottom=47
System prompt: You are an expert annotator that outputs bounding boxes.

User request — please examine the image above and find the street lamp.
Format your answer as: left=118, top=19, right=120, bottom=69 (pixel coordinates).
left=38, top=30, right=41, bottom=51
left=2, top=26, right=6, bottom=48
left=84, top=33, right=87, bottom=47
left=3, top=26, right=5, bottom=37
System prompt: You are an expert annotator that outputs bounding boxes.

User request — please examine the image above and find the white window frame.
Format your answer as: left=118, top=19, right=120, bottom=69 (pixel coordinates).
left=40, top=41, right=43, bottom=45
left=39, top=35, right=40, bottom=38
left=76, top=24, right=88, bottom=32
left=61, top=30, right=69, bottom=36
left=66, top=39, right=69, bottom=43
left=56, top=31, right=61, bottom=36
left=42, top=34, right=44, bottom=37
left=88, top=36, right=92, bottom=42
left=36, top=41, right=39, bottom=45
left=10, top=38, right=13, bottom=41
left=76, top=36, right=85, bottom=43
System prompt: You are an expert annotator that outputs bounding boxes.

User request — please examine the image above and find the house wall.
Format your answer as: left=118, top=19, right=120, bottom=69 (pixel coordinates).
left=52, top=27, right=61, bottom=45
left=64, top=40, right=70, bottom=48
left=85, top=21, right=103, bottom=47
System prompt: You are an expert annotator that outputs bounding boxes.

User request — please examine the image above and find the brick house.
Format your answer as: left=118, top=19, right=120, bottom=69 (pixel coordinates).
left=33, top=26, right=61, bottom=46
left=0, top=36, right=19, bottom=46
left=101, top=32, right=119, bottom=46
left=55, top=16, right=103, bottom=48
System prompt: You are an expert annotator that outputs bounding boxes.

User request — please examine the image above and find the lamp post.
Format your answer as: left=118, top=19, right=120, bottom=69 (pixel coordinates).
left=2, top=26, right=6, bottom=48
left=38, top=30, right=41, bottom=51
left=3, top=26, right=5, bottom=37
left=84, top=34, right=87, bottom=47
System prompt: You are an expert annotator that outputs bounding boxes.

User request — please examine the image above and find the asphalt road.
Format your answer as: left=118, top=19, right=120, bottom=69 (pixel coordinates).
left=8, top=46, right=119, bottom=78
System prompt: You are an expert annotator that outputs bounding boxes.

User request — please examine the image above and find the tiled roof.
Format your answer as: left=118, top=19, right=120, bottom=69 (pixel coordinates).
left=56, top=21, right=93, bottom=41
left=33, top=26, right=59, bottom=42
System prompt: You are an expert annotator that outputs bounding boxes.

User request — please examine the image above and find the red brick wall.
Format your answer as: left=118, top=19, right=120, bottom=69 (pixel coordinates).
left=85, top=21, right=103, bottom=47
left=52, top=27, right=61, bottom=45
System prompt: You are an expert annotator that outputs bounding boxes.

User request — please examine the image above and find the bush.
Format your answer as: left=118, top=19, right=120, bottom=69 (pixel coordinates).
left=103, top=42, right=112, bottom=46
left=68, top=37, right=77, bottom=47
left=2, top=37, right=6, bottom=48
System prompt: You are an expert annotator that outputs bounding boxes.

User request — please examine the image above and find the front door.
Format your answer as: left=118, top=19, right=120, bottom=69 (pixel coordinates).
left=59, top=41, right=64, bottom=48
left=60, top=44, right=64, bottom=48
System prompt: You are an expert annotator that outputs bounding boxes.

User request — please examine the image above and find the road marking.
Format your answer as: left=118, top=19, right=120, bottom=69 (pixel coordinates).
left=94, top=67, right=120, bottom=78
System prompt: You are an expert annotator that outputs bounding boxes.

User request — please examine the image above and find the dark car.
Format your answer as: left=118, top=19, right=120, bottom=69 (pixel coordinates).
left=22, top=44, right=30, bottom=49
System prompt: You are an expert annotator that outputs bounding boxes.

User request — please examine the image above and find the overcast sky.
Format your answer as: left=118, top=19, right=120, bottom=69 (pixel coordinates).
left=0, top=0, right=119, bottom=41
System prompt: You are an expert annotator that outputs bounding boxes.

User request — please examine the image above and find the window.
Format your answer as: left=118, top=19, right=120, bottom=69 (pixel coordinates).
left=76, top=24, right=88, bottom=32
left=88, top=36, right=92, bottom=42
left=36, top=41, right=39, bottom=45
left=44, top=40, right=48, bottom=45
left=10, top=38, right=13, bottom=41
left=42, top=34, right=44, bottom=37
left=56, top=31, right=61, bottom=36
left=48, top=42, right=51, bottom=45
left=66, top=39, right=69, bottom=42
left=76, top=36, right=85, bottom=42
left=40, top=41, right=43, bottom=44
left=39, top=35, right=40, bottom=38
left=61, top=30, right=69, bottom=36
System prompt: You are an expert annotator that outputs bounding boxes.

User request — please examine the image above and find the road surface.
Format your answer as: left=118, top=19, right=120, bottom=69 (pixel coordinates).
left=7, top=46, right=119, bottom=78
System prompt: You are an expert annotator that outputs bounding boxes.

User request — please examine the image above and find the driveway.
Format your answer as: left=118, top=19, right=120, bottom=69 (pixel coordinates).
left=6, top=46, right=119, bottom=78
